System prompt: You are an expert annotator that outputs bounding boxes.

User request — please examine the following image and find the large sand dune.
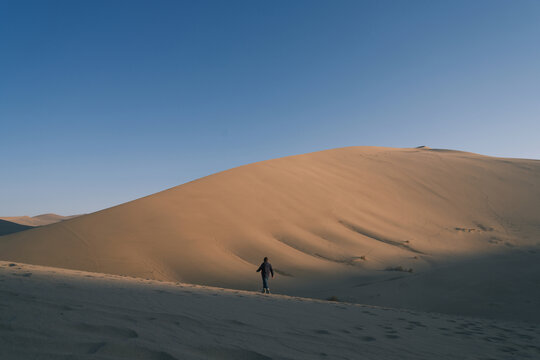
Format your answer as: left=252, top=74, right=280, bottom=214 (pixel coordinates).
left=1, top=146, right=539, bottom=320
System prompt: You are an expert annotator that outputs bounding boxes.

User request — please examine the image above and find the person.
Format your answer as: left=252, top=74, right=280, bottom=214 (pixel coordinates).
left=256, top=257, right=274, bottom=294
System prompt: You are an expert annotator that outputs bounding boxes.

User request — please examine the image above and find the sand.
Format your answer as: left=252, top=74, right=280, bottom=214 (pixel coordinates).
left=0, top=146, right=539, bottom=322
left=1, top=261, right=538, bottom=360
left=0, top=213, right=80, bottom=227
left=0, top=219, right=32, bottom=236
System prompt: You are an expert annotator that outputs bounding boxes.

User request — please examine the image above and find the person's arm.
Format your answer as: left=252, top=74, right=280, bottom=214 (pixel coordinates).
left=270, top=264, right=274, bottom=278
left=256, top=264, right=262, bottom=272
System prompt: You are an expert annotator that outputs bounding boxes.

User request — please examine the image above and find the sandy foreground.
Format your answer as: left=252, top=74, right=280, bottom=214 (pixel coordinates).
left=1, top=261, right=538, bottom=360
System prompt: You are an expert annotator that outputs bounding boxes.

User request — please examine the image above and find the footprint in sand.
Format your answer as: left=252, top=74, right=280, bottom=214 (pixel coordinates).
left=408, top=320, right=426, bottom=328
left=198, top=346, right=272, bottom=360
left=228, top=319, right=248, bottom=326
left=84, top=342, right=177, bottom=359
left=517, top=333, right=534, bottom=340
left=483, top=336, right=506, bottom=343
left=74, top=323, right=139, bottom=339
left=87, top=342, right=107, bottom=354
left=11, top=272, right=32, bottom=277
left=361, top=336, right=376, bottom=342
left=498, top=346, right=519, bottom=354
left=525, top=345, right=540, bottom=354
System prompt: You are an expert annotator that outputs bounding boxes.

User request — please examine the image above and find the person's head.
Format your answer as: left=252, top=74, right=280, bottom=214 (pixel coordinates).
left=264, top=257, right=268, bottom=262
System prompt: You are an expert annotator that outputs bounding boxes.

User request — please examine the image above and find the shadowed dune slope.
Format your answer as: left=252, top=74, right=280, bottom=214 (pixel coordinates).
left=0, top=146, right=539, bottom=318
left=0, top=219, right=32, bottom=236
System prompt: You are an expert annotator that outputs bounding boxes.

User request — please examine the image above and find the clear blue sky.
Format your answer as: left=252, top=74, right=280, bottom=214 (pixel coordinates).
left=1, top=0, right=539, bottom=216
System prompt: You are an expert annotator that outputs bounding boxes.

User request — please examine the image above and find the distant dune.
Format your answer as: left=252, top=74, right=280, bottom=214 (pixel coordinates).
left=0, top=213, right=80, bottom=227
left=1, top=146, right=539, bottom=320
left=0, top=219, right=33, bottom=236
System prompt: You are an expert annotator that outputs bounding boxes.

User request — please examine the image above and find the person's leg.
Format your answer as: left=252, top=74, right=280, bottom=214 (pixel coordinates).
left=262, top=277, right=268, bottom=293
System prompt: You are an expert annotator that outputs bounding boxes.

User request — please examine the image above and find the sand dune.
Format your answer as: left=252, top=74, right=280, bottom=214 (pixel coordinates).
left=0, top=213, right=80, bottom=227
left=1, top=261, right=538, bottom=360
left=0, top=146, right=539, bottom=320
left=0, top=219, right=32, bottom=236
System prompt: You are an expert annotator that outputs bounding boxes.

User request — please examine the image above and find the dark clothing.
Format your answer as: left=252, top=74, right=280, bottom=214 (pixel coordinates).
left=262, top=276, right=269, bottom=289
left=256, top=261, right=274, bottom=279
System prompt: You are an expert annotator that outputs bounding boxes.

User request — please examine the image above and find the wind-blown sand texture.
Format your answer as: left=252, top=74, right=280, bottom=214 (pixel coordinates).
left=1, top=261, right=539, bottom=360
left=1, top=147, right=539, bottom=321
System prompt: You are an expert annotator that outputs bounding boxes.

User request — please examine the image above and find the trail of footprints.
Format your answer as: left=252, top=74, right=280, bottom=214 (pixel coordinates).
left=304, top=306, right=540, bottom=359
left=2, top=263, right=540, bottom=360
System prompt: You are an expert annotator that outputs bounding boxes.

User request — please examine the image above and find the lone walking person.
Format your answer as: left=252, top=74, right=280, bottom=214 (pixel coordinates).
left=256, top=257, right=274, bottom=294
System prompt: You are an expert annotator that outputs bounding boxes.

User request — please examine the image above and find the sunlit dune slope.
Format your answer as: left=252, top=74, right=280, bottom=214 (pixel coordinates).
left=0, top=146, right=539, bottom=306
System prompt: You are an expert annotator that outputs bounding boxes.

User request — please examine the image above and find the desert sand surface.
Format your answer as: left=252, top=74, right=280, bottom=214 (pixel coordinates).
left=1, top=261, right=539, bottom=360
left=1, top=146, right=539, bottom=321
left=0, top=213, right=80, bottom=227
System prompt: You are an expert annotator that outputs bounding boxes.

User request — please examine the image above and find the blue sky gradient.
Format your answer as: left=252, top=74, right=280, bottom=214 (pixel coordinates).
left=1, top=0, right=539, bottom=215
